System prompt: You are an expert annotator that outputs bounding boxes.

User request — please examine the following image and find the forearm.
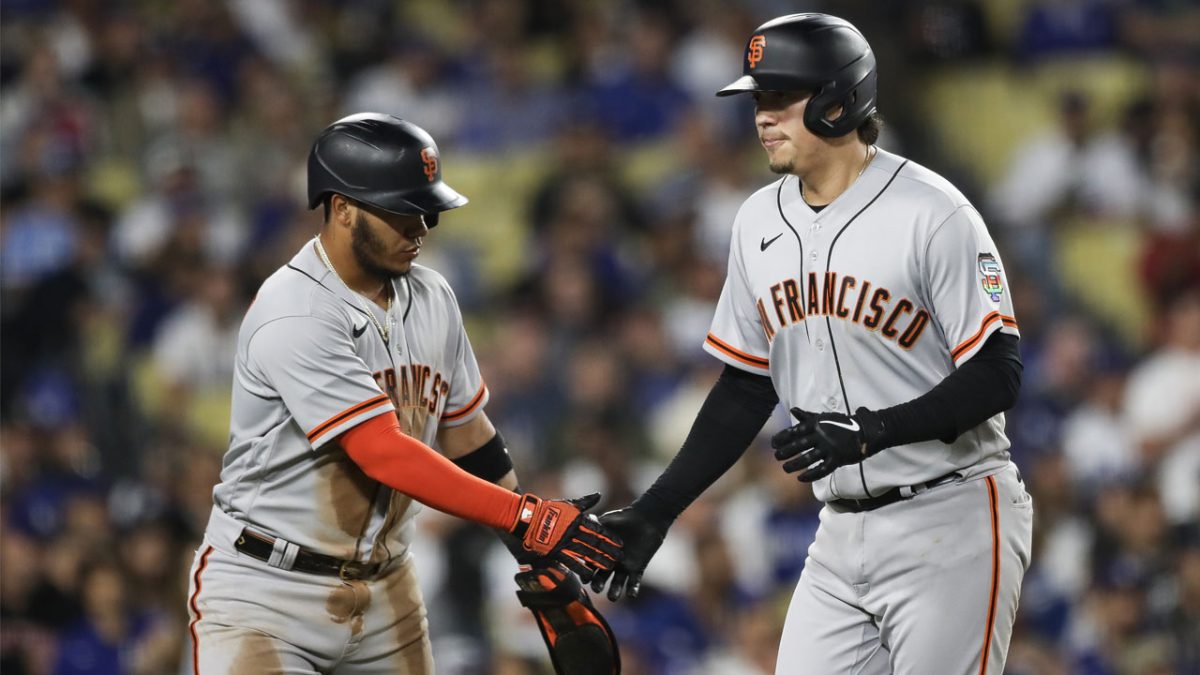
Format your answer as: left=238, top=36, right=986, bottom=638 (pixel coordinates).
left=636, top=365, right=778, bottom=528
left=862, top=332, right=1023, bottom=451
left=444, top=425, right=530, bottom=562
left=340, top=414, right=521, bottom=530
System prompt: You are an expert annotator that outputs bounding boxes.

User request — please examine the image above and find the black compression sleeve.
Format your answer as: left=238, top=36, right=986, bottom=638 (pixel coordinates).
left=634, top=365, right=779, bottom=528
left=859, top=331, right=1022, bottom=452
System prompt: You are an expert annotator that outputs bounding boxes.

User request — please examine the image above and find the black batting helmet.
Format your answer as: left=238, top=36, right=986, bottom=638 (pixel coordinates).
left=307, top=113, right=467, bottom=227
left=717, top=13, right=877, bottom=138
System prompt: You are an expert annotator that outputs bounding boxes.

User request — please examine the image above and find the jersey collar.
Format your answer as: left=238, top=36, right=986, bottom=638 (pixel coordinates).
left=782, top=148, right=904, bottom=225
left=287, top=240, right=392, bottom=321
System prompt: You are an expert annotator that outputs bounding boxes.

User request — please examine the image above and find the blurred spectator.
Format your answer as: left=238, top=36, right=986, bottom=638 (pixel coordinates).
left=1119, top=2, right=1200, bottom=60
left=0, top=41, right=96, bottom=190
left=50, top=558, right=165, bottom=675
left=456, top=43, right=566, bottom=153
left=1061, top=362, right=1137, bottom=493
left=343, top=40, right=463, bottom=142
left=696, top=600, right=780, bottom=674
left=1167, top=528, right=1200, bottom=673
left=0, top=154, right=84, bottom=291
left=1008, top=316, right=1101, bottom=464
left=159, top=0, right=256, bottom=103
left=653, top=113, right=760, bottom=265
left=528, top=118, right=644, bottom=239
left=150, top=266, right=243, bottom=440
left=1018, top=0, right=1119, bottom=61
left=721, top=450, right=820, bottom=595
left=112, top=143, right=246, bottom=270
left=577, top=8, right=692, bottom=143
left=989, top=92, right=1095, bottom=297
left=1123, top=288, right=1200, bottom=526
left=669, top=1, right=752, bottom=134
left=0, top=531, right=70, bottom=673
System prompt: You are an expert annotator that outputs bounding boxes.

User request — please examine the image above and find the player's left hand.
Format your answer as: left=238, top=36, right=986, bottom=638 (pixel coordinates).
left=772, top=407, right=881, bottom=481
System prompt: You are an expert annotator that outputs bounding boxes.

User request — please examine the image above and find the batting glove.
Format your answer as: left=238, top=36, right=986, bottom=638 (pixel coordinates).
left=588, top=506, right=667, bottom=601
left=509, top=493, right=623, bottom=583
left=771, top=407, right=884, bottom=482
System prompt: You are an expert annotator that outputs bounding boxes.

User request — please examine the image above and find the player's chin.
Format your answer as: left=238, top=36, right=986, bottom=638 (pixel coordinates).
left=768, top=158, right=795, bottom=174
left=388, top=260, right=415, bottom=275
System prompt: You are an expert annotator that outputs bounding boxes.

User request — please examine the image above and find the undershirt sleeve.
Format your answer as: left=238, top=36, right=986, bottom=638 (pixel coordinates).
left=634, top=365, right=779, bottom=527
left=863, top=331, right=1022, bottom=450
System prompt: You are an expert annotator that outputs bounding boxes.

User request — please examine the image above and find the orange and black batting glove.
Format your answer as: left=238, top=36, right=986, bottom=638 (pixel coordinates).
left=509, top=493, right=623, bottom=582
left=516, top=562, right=621, bottom=675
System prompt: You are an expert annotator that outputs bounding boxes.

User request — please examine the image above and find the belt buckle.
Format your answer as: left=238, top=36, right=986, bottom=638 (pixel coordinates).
left=338, top=560, right=371, bottom=581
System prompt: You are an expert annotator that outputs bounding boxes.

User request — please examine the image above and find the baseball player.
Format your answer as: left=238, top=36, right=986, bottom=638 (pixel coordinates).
left=184, top=113, right=622, bottom=675
left=590, top=14, right=1033, bottom=675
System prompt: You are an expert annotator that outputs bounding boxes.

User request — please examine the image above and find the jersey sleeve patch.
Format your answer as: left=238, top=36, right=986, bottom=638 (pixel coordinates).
left=978, top=253, right=1005, bottom=302
left=704, top=333, right=770, bottom=370
left=950, top=311, right=1018, bottom=364
left=441, top=382, right=488, bottom=423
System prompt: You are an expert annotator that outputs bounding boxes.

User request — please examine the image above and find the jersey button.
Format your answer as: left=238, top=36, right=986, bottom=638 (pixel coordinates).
left=815, top=338, right=825, bottom=350
left=810, top=250, right=819, bottom=262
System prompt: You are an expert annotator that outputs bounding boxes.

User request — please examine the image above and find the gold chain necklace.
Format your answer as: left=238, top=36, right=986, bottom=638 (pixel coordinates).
left=313, top=236, right=391, bottom=343
left=802, top=145, right=876, bottom=204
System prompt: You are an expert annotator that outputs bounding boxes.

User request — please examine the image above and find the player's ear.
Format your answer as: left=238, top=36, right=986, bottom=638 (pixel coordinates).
left=329, top=193, right=354, bottom=227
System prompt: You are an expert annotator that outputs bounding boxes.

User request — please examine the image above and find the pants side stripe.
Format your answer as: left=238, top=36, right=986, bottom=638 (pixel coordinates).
left=189, top=546, right=215, bottom=675
left=978, top=476, right=1001, bottom=675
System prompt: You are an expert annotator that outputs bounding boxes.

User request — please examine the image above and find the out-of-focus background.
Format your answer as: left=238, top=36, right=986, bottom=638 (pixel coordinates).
left=0, top=0, right=1197, bottom=673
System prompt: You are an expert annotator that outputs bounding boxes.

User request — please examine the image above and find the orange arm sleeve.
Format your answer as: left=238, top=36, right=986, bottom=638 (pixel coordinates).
left=339, top=413, right=521, bottom=530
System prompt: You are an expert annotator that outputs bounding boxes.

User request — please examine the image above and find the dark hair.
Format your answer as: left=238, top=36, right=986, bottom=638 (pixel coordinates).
left=857, top=111, right=883, bottom=145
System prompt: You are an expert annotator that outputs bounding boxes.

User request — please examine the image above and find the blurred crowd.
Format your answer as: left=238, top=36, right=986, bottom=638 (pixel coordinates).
left=1, top=1, right=1198, bottom=674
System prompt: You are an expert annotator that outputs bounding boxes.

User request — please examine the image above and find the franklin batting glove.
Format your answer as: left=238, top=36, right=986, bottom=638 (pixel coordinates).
left=509, top=493, right=623, bottom=583
left=771, top=407, right=885, bottom=482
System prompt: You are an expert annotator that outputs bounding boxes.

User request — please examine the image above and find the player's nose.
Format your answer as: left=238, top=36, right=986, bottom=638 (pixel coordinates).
left=408, top=216, right=430, bottom=239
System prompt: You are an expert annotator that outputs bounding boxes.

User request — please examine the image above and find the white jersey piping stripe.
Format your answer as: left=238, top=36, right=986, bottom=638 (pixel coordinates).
left=442, top=382, right=487, bottom=421
left=705, top=333, right=770, bottom=369
left=951, top=312, right=1018, bottom=364
left=305, top=394, right=391, bottom=442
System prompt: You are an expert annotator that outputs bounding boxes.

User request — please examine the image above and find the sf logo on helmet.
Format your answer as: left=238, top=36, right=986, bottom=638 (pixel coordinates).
left=747, top=35, right=767, bottom=69
left=420, top=147, right=438, bottom=182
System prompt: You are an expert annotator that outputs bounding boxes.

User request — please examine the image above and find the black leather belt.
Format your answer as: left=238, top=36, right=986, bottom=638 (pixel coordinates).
left=828, top=471, right=962, bottom=513
left=235, top=529, right=383, bottom=581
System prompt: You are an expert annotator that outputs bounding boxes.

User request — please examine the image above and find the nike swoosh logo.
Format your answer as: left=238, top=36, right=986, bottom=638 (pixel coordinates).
left=760, top=233, right=783, bottom=251
left=821, top=418, right=860, bottom=433
left=352, top=323, right=368, bottom=338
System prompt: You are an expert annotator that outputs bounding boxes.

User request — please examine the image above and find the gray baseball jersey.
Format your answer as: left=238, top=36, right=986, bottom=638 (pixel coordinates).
left=705, top=148, right=1019, bottom=501
left=211, top=239, right=489, bottom=562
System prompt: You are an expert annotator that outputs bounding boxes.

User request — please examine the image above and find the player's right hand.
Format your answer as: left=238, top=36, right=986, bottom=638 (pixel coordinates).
left=509, top=493, right=623, bottom=583
left=588, top=506, right=667, bottom=601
